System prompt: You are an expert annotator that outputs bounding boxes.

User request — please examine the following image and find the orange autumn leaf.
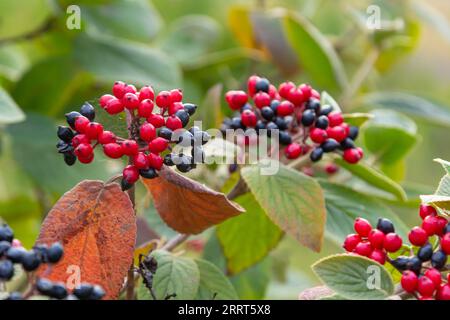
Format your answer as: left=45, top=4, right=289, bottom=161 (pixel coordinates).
left=36, top=180, right=136, bottom=300
left=142, top=166, right=245, bottom=234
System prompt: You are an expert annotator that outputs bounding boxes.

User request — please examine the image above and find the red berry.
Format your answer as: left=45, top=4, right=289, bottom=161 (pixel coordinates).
left=368, top=229, right=385, bottom=249
left=74, top=143, right=93, bottom=158
left=132, top=152, right=149, bottom=169
left=422, top=215, right=440, bottom=236
left=149, top=137, right=168, bottom=153
left=311, top=89, right=320, bottom=100
left=401, top=271, right=418, bottom=293
left=287, top=88, right=305, bottom=105
left=408, top=227, right=428, bottom=247
left=424, top=268, right=442, bottom=288
left=148, top=153, right=163, bottom=170
left=166, top=116, right=183, bottom=131
left=276, top=101, right=294, bottom=116
left=343, top=234, right=361, bottom=252
left=247, top=75, right=260, bottom=97
left=341, top=123, right=350, bottom=136
left=169, top=102, right=184, bottom=116
left=343, top=148, right=362, bottom=164
left=122, top=93, right=140, bottom=110
left=137, top=99, right=154, bottom=118
left=310, top=128, right=328, bottom=144
left=122, top=165, right=139, bottom=184
left=85, top=122, right=103, bottom=140
left=436, top=284, right=450, bottom=300
left=72, top=134, right=90, bottom=147
left=155, top=91, right=171, bottom=108
left=139, top=86, right=155, bottom=101
left=328, top=111, right=344, bottom=127
left=299, top=84, right=312, bottom=100
left=253, top=92, right=271, bottom=109
left=139, top=122, right=156, bottom=142
left=78, top=154, right=94, bottom=164
left=354, top=241, right=373, bottom=257
left=278, top=81, right=295, bottom=99
left=241, top=110, right=257, bottom=127
left=355, top=147, right=364, bottom=158
left=121, top=140, right=139, bottom=156
left=98, top=131, right=116, bottom=144
left=147, top=113, right=165, bottom=128
left=436, top=216, right=447, bottom=235
left=302, top=167, right=314, bottom=177
left=123, top=84, right=137, bottom=95
left=268, top=84, right=278, bottom=100
left=417, top=276, right=436, bottom=297
left=325, top=163, right=338, bottom=174
left=105, top=98, right=124, bottom=115
left=354, top=217, right=372, bottom=237
left=369, top=248, right=386, bottom=264
left=103, top=143, right=123, bottom=159
left=441, top=233, right=450, bottom=255
left=169, top=89, right=183, bottom=103
left=419, top=204, right=437, bottom=220
left=99, top=94, right=115, bottom=107
left=383, top=233, right=403, bottom=252
left=112, top=81, right=127, bottom=99
left=74, top=116, right=90, bottom=133
left=225, top=90, right=248, bottom=110
left=284, top=143, right=303, bottom=159
left=326, top=126, right=347, bottom=142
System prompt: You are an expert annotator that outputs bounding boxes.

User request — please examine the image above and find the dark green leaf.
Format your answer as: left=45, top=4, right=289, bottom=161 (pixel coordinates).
left=195, top=259, right=238, bottom=300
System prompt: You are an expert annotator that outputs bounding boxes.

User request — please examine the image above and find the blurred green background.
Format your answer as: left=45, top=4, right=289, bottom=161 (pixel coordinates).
left=0, top=0, right=449, bottom=299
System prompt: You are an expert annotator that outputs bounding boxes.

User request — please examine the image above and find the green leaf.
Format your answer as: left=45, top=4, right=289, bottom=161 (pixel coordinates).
left=195, top=259, right=238, bottom=300
left=342, top=113, right=373, bottom=127
left=420, top=159, right=450, bottom=211
left=82, top=0, right=162, bottom=42
left=435, top=158, right=450, bottom=174
left=283, top=12, right=348, bottom=91
left=230, top=259, right=271, bottom=299
left=412, top=0, right=450, bottom=44
left=0, top=0, right=52, bottom=41
left=362, top=109, right=418, bottom=164
left=320, top=181, right=409, bottom=244
left=74, top=34, right=181, bottom=90
left=241, top=160, right=326, bottom=252
left=193, top=84, right=223, bottom=131
left=312, top=254, right=394, bottom=300
left=335, top=158, right=407, bottom=201
left=150, top=250, right=200, bottom=300
left=217, top=193, right=283, bottom=274
left=228, top=6, right=256, bottom=49
left=0, top=45, right=29, bottom=81
left=0, top=86, right=25, bottom=124
left=359, top=92, right=450, bottom=128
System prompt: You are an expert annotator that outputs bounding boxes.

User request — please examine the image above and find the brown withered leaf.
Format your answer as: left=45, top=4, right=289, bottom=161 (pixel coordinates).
left=142, top=166, right=245, bottom=234
left=36, top=180, right=136, bottom=300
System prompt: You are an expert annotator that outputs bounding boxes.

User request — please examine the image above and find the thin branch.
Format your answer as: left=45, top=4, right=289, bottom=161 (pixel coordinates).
left=161, top=234, right=189, bottom=251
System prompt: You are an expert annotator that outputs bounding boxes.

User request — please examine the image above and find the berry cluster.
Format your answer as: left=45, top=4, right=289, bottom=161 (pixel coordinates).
left=57, top=81, right=210, bottom=191
left=221, top=76, right=363, bottom=164
left=343, top=204, right=450, bottom=300
left=0, top=222, right=104, bottom=300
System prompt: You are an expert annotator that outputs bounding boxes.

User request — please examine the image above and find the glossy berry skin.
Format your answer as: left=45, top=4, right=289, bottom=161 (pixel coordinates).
left=276, top=101, right=294, bottom=116
left=105, top=98, right=124, bottom=115
left=183, top=103, right=197, bottom=116
left=98, top=131, right=116, bottom=145
left=225, top=90, right=248, bottom=110
left=123, top=165, right=139, bottom=184
left=383, top=233, right=403, bottom=252
left=278, top=81, right=295, bottom=99
left=74, top=116, right=90, bottom=133
left=6, top=247, right=25, bottom=263
left=21, top=251, right=41, bottom=272
left=340, top=138, right=355, bottom=150
left=407, top=256, right=422, bottom=275
left=175, top=110, right=190, bottom=127
left=159, top=127, right=173, bottom=141
left=279, top=131, right=292, bottom=145
left=287, top=88, right=305, bottom=105
left=354, top=241, right=372, bottom=257
left=343, top=148, right=361, bottom=164
left=155, top=91, right=171, bottom=108
left=65, top=111, right=82, bottom=129
left=247, top=75, right=259, bottom=97
left=148, top=153, right=163, bottom=170
left=253, top=92, right=271, bottom=109
left=419, top=204, right=437, bottom=220
left=0, top=225, right=13, bottom=243
left=103, top=143, right=123, bottom=159
left=139, top=123, right=156, bottom=142
left=80, top=102, right=95, bottom=121
left=121, top=140, right=139, bottom=156
left=139, top=86, right=155, bottom=101
left=122, top=93, right=140, bottom=109
left=0, top=260, right=14, bottom=280
left=422, top=215, right=440, bottom=236
left=408, top=227, right=428, bottom=247
left=166, top=116, right=183, bottom=131
left=343, top=234, right=361, bottom=252
left=284, top=143, right=302, bottom=159
left=401, top=271, right=418, bottom=293
left=147, top=113, right=165, bottom=128
left=112, top=81, right=127, bottom=99
left=255, top=78, right=270, bottom=93
left=301, top=109, right=315, bottom=126
left=442, top=233, right=450, bottom=254
left=74, top=143, right=93, bottom=159
left=436, top=284, right=450, bottom=300
left=78, top=154, right=94, bottom=164
left=315, top=115, right=329, bottom=129
left=327, top=111, right=343, bottom=127
left=417, top=276, right=436, bottom=297
left=170, top=89, right=183, bottom=103
left=133, top=152, right=149, bottom=170
left=149, top=137, right=168, bottom=154
left=137, top=99, right=154, bottom=118
left=377, top=218, right=395, bottom=234
left=57, top=126, right=75, bottom=142
left=261, top=107, right=274, bottom=121
left=310, top=148, right=323, bottom=162
left=424, top=268, right=442, bottom=288
left=431, top=250, right=447, bottom=270
left=368, top=229, right=385, bottom=249
left=140, top=168, right=158, bottom=179
left=241, top=110, right=257, bottom=127
left=85, top=122, right=103, bottom=140
left=310, top=128, right=328, bottom=144
left=305, top=98, right=321, bottom=113
left=326, top=126, right=347, bottom=142
left=354, top=217, right=372, bottom=237
left=99, top=94, right=115, bottom=108
left=417, top=243, right=433, bottom=262
left=370, top=249, right=386, bottom=265
left=321, top=139, right=340, bottom=153
left=391, top=256, right=410, bottom=271
left=47, top=242, right=64, bottom=263
left=169, top=102, right=185, bottom=116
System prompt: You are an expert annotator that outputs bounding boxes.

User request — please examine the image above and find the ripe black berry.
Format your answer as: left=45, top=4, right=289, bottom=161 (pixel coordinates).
left=270, top=100, right=280, bottom=114
left=158, top=127, right=173, bottom=141
left=261, top=106, right=274, bottom=121
left=183, top=103, right=197, bottom=116
left=73, top=284, right=94, bottom=300
left=90, top=285, right=106, bottom=300
left=266, top=122, right=278, bottom=137
left=21, top=251, right=41, bottom=271
left=305, top=98, right=321, bottom=113
left=139, top=168, right=158, bottom=179
left=0, top=260, right=14, bottom=280
left=406, top=256, right=422, bottom=275
left=36, top=278, right=53, bottom=295
left=255, top=121, right=266, bottom=132
left=0, top=224, right=14, bottom=242
left=80, top=102, right=95, bottom=121
left=321, top=139, right=340, bottom=152
left=65, top=111, right=82, bottom=129
left=176, top=156, right=192, bottom=173
left=417, top=243, right=433, bottom=262
left=279, top=131, right=292, bottom=145
left=57, top=140, right=73, bottom=154
left=340, top=138, right=355, bottom=150
left=231, top=117, right=243, bottom=129
left=444, top=223, right=450, bottom=234
left=301, top=109, right=316, bottom=126
left=175, top=109, right=190, bottom=127
left=57, top=126, right=75, bottom=142
left=319, top=104, right=333, bottom=116
left=240, top=103, right=252, bottom=112
left=48, top=282, right=68, bottom=299
left=431, top=250, right=447, bottom=270
left=391, top=256, right=409, bottom=271
left=47, top=242, right=64, bottom=263
left=121, top=179, right=134, bottom=191
left=6, top=247, right=25, bottom=263
left=274, top=117, right=288, bottom=130
left=376, top=218, right=395, bottom=234
left=163, top=154, right=175, bottom=166
left=315, top=115, right=329, bottom=129
left=0, top=240, right=11, bottom=256
left=310, top=147, right=324, bottom=162
left=63, top=152, right=76, bottom=166
left=348, top=126, right=359, bottom=140
left=255, top=78, right=270, bottom=93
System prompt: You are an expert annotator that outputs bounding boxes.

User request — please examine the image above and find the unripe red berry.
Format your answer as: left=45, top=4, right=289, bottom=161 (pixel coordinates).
left=383, top=233, right=403, bottom=252
left=147, top=113, right=165, bottom=128
left=121, top=140, right=139, bottom=156
left=422, top=215, right=440, bottom=236
left=369, top=248, right=386, bottom=265
left=155, top=91, right=171, bottom=108
left=328, top=111, right=344, bottom=127
left=99, top=94, right=115, bottom=108
left=225, top=90, right=248, bottom=110
left=122, top=93, right=140, bottom=110
left=436, top=284, right=450, bottom=300
left=169, top=102, right=184, bottom=116
left=424, top=268, right=442, bottom=288
left=284, top=143, right=303, bottom=159
left=325, top=163, right=338, bottom=174
left=137, top=99, right=154, bottom=118
left=241, top=110, right=257, bottom=127
left=112, top=81, right=127, bottom=99
left=74, top=116, right=90, bottom=133
left=74, top=143, right=93, bottom=158
left=287, top=88, right=306, bottom=105
left=103, top=143, right=123, bottom=159
left=166, top=116, right=183, bottom=131
left=148, top=153, right=163, bottom=170
left=310, top=128, right=328, bottom=144
left=98, top=131, right=116, bottom=144
left=417, top=276, right=436, bottom=297
left=326, top=126, right=347, bottom=142
left=78, top=154, right=94, bottom=164
left=368, top=229, right=385, bottom=249
left=408, top=227, right=428, bottom=247
left=122, top=165, right=139, bottom=184
left=343, top=148, right=362, bottom=164
left=132, top=152, right=149, bottom=169
left=354, top=241, right=373, bottom=257
left=441, top=233, right=450, bottom=255
left=401, top=271, right=418, bottom=293
left=299, top=84, right=312, bottom=99
left=105, top=98, right=124, bottom=115
left=72, top=134, right=90, bottom=147
left=139, top=122, right=156, bottom=142
left=278, top=81, right=295, bottom=99
left=343, top=234, right=361, bottom=252
left=170, top=89, right=183, bottom=103
left=247, top=75, right=260, bottom=97
left=354, top=217, right=372, bottom=237
left=276, top=101, right=294, bottom=116
left=253, top=92, right=271, bottom=109
left=139, top=86, right=155, bottom=101
left=85, top=122, right=104, bottom=140
left=149, top=137, right=168, bottom=153
left=419, top=204, right=437, bottom=220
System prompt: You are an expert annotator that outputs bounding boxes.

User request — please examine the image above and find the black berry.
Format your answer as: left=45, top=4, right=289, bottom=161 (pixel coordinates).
left=274, top=117, right=288, bottom=130
left=279, top=131, right=292, bottom=145
left=0, top=241, right=11, bottom=257
left=0, top=224, right=14, bottom=243
left=255, top=78, right=270, bottom=93
left=63, top=152, right=76, bottom=166
left=36, top=278, right=53, bottom=295
left=6, top=247, right=25, bottom=263
left=310, top=147, right=324, bottom=162
left=163, top=154, right=175, bottom=166
left=90, top=285, right=106, bottom=300
left=417, top=243, right=433, bottom=262
left=321, top=139, right=340, bottom=152
left=176, top=156, right=192, bottom=173
left=48, top=282, right=68, bottom=299
left=73, top=284, right=94, bottom=300
left=80, top=102, right=95, bottom=121
left=0, top=260, right=14, bottom=280
left=406, top=256, right=422, bottom=275
left=348, top=126, right=359, bottom=140
left=390, top=256, right=409, bottom=271
left=301, top=109, right=316, bottom=126
left=255, top=121, right=266, bottom=132
left=431, top=250, right=447, bottom=270
left=158, top=127, right=173, bottom=141
left=177, top=131, right=194, bottom=147
left=319, top=104, right=333, bottom=116
left=139, top=168, right=158, bottom=179
left=270, top=100, right=280, bottom=114
left=175, top=110, right=190, bottom=127
left=65, top=111, right=82, bottom=129
left=261, top=106, right=274, bottom=121
left=47, top=242, right=64, bottom=263
left=305, top=98, right=321, bottom=113
left=376, top=218, right=395, bottom=234
left=57, top=126, right=75, bottom=142
left=315, top=115, right=329, bottom=129
left=340, top=138, right=355, bottom=150
left=21, top=250, right=41, bottom=271
left=6, top=292, right=22, bottom=300
left=183, top=103, right=197, bottom=116
left=231, top=117, right=243, bottom=129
